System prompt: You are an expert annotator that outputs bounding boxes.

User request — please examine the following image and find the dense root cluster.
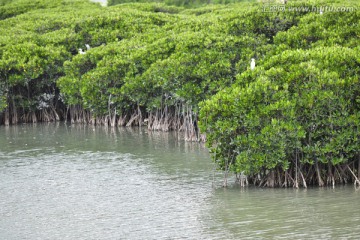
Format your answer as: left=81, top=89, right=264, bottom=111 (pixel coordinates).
left=0, top=103, right=205, bottom=142
left=231, top=161, right=360, bottom=188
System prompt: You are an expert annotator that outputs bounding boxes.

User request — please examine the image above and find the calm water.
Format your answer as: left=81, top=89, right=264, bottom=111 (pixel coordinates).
left=0, top=123, right=359, bottom=239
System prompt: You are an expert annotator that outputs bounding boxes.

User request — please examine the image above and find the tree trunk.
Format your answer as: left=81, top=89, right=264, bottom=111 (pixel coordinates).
left=358, top=154, right=360, bottom=180
left=4, top=106, right=9, bottom=126
left=315, top=160, right=324, bottom=187
left=346, top=164, right=360, bottom=187
left=299, top=169, right=307, bottom=188
left=267, top=170, right=275, bottom=188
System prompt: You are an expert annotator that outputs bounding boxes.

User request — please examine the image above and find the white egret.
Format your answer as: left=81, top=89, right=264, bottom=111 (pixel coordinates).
left=85, top=44, right=91, bottom=50
left=78, top=48, right=85, bottom=54
left=250, top=58, right=255, bottom=70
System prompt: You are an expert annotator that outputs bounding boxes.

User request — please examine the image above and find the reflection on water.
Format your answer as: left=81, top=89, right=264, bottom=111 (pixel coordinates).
left=0, top=123, right=359, bottom=239
left=208, top=186, right=360, bottom=239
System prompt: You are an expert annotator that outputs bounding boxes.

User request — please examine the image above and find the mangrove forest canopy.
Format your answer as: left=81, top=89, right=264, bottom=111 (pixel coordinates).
left=0, top=0, right=359, bottom=187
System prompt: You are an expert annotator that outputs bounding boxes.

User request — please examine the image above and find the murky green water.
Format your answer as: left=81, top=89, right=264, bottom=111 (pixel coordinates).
left=1, top=123, right=359, bottom=239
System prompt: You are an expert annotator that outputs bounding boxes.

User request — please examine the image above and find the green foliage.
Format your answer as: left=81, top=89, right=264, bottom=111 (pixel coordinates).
left=108, top=0, right=255, bottom=8
left=1, top=0, right=360, bottom=184
left=57, top=1, right=279, bottom=115
left=0, top=84, right=6, bottom=111
left=200, top=11, right=360, bottom=176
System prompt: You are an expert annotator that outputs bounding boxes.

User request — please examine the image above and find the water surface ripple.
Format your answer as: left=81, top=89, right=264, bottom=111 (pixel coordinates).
left=0, top=124, right=359, bottom=239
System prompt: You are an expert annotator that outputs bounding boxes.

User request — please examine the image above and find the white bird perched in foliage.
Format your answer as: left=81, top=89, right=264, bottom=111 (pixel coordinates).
left=85, top=44, right=91, bottom=50
left=78, top=48, right=85, bottom=54
left=250, top=58, right=255, bottom=70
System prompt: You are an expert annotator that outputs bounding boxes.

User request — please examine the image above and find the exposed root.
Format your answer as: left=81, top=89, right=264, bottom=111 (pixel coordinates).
left=346, top=164, right=360, bottom=187
left=232, top=160, right=360, bottom=188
